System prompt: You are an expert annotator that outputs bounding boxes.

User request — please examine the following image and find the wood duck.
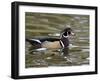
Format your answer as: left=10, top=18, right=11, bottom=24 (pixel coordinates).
left=26, top=28, right=75, bottom=49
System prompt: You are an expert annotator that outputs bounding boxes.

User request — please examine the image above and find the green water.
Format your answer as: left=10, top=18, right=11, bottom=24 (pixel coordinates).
left=25, top=12, right=89, bottom=68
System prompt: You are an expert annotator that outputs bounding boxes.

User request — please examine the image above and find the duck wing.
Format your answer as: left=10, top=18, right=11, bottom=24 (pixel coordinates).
left=39, top=38, right=60, bottom=42
left=26, top=38, right=60, bottom=44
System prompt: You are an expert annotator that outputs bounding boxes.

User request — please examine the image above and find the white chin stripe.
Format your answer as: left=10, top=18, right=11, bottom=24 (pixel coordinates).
left=63, top=35, right=69, bottom=38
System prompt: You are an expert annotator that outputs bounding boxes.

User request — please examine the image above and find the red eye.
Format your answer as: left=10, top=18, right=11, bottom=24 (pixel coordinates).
left=68, top=31, right=71, bottom=34
left=63, top=32, right=67, bottom=36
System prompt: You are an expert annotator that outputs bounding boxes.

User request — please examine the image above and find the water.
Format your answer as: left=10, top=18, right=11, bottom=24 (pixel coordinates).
left=25, top=12, right=89, bottom=68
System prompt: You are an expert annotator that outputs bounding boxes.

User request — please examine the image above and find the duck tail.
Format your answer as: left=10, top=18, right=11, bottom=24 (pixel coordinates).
left=26, top=38, right=42, bottom=48
left=25, top=38, right=34, bottom=44
left=26, top=38, right=31, bottom=42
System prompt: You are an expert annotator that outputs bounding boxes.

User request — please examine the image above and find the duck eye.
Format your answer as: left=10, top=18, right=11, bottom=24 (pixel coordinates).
left=63, top=32, right=67, bottom=36
left=68, top=31, right=71, bottom=35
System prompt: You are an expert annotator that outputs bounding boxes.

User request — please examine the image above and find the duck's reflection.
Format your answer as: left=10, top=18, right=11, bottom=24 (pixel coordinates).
left=27, top=45, right=72, bottom=64
left=61, top=47, right=69, bottom=56
left=28, top=45, right=69, bottom=58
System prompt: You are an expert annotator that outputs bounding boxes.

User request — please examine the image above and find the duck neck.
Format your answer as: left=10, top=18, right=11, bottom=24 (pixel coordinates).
left=60, top=35, right=69, bottom=48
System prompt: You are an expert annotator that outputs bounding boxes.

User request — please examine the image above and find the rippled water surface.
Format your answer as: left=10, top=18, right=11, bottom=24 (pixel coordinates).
left=25, top=12, right=89, bottom=68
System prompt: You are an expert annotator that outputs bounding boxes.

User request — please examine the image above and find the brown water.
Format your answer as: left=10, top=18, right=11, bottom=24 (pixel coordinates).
left=25, top=12, right=89, bottom=68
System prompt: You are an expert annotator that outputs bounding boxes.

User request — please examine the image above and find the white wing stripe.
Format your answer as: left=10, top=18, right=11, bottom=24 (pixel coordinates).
left=31, top=39, right=41, bottom=44
left=60, top=40, right=64, bottom=48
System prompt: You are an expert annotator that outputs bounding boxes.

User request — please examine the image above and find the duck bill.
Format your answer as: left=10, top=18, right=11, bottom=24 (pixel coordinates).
left=71, top=32, right=75, bottom=36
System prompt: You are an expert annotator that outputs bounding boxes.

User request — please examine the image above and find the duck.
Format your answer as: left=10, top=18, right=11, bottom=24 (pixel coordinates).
left=26, top=28, right=75, bottom=49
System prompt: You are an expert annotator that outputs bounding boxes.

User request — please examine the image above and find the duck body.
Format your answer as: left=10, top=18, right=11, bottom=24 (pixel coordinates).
left=26, top=38, right=62, bottom=49
left=26, top=28, right=74, bottom=49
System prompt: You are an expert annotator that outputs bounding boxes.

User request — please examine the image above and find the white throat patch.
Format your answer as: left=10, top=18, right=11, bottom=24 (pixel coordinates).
left=63, top=35, right=69, bottom=38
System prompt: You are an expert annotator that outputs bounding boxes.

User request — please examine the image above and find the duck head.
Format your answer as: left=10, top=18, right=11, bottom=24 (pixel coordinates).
left=61, top=28, right=75, bottom=38
left=60, top=28, right=75, bottom=48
